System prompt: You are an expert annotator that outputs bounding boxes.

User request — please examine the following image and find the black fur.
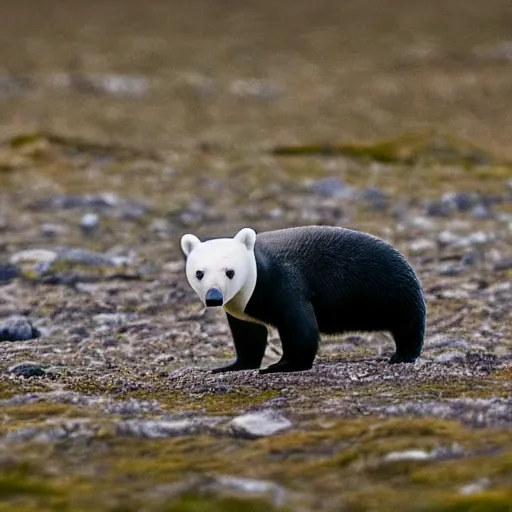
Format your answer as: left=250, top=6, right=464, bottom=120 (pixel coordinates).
left=213, top=226, right=426, bottom=374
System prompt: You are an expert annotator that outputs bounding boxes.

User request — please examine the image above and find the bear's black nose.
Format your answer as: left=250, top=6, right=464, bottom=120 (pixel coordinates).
left=205, top=288, right=223, bottom=307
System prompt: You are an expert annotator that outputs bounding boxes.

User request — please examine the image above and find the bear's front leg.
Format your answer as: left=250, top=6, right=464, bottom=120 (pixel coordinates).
left=211, top=313, right=268, bottom=373
left=259, top=301, right=319, bottom=374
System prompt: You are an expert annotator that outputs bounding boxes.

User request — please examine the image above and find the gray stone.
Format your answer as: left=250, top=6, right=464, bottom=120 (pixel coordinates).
left=427, top=200, right=454, bottom=217
left=435, top=352, right=467, bottom=365
left=308, top=177, right=356, bottom=199
left=437, top=263, right=467, bottom=276
left=115, top=419, right=198, bottom=438
left=360, top=186, right=388, bottom=211
left=409, top=238, right=436, bottom=255
left=93, top=313, right=130, bottom=326
left=0, top=316, right=40, bottom=342
left=8, top=363, right=45, bottom=378
left=41, top=223, right=68, bottom=237
left=103, top=398, right=163, bottom=416
left=471, top=204, right=493, bottom=220
left=230, top=410, right=292, bottom=438
left=33, top=193, right=148, bottom=219
left=0, top=264, right=20, bottom=283
left=72, top=73, right=150, bottom=97
left=494, top=258, right=512, bottom=271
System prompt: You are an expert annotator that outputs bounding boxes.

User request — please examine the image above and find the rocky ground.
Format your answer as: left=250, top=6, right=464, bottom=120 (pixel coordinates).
left=1, top=1, right=512, bottom=510
left=0, top=132, right=511, bottom=512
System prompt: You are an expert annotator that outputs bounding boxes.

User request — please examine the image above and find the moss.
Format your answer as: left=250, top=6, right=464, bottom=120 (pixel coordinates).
left=3, top=403, right=87, bottom=423
left=426, top=491, right=512, bottom=512
left=67, top=374, right=279, bottom=415
left=0, top=416, right=509, bottom=512
left=272, top=133, right=495, bottom=166
left=156, top=494, right=290, bottom=512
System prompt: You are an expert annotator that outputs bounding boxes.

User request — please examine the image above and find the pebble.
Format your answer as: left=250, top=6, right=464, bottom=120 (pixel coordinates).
left=409, top=238, right=436, bottom=255
left=459, top=478, right=491, bottom=496
left=494, top=258, right=512, bottom=271
left=41, top=223, right=68, bottom=237
left=384, top=449, right=431, bottom=462
left=80, top=213, right=100, bottom=235
left=471, top=204, right=493, bottom=220
left=93, top=313, right=130, bottom=326
left=435, top=352, right=467, bottom=365
left=359, top=186, right=388, bottom=211
left=10, top=249, right=57, bottom=274
left=0, top=263, right=20, bottom=283
left=0, top=316, right=40, bottom=342
left=214, top=476, right=287, bottom=505
left=8, top=362, right=45, bottom=378
left=33, top=193, right=148, bottom=219
left=230, top=410, right=292, bottom=438
left=429, top=337, right=469, bottom=351
left=308, top=177, right=357, bottom=199
left=229, top=78, right=281, bottom=100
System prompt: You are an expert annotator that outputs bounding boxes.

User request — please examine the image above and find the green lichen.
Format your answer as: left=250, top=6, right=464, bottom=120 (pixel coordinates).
left=272, top=133, right=495, bottom=167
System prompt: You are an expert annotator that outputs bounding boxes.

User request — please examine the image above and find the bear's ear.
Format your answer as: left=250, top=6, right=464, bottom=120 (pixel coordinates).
left=234, top=228, right=256, bottom=251
left=180, top=234, right=201, bottom=257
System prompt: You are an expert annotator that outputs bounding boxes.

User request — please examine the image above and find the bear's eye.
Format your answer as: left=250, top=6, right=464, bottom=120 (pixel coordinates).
left=195, top=270, right=204, bottom=280
left=225, top=269, right=235, bottom=280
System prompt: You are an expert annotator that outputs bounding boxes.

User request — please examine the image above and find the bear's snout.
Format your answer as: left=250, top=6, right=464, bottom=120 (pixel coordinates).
left=205, top=288, right=223, bottom=307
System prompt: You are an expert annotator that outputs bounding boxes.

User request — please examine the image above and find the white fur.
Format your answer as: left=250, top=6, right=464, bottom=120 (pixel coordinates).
left=181, top=228, right=258, bottom=314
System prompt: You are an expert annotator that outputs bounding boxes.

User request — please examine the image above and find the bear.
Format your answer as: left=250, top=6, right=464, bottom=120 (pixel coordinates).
left=180, top=225, right=426, bottom=374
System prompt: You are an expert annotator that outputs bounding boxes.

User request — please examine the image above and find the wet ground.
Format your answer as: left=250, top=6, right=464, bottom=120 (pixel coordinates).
left=1, top=1, right=512, bottom=511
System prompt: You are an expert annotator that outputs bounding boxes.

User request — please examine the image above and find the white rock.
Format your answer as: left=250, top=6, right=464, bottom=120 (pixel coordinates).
left=384, top=449, right=431, bottom=462
left=230, top=410, right=292, bottom=438
left=215, top=476, right=287, bottom=505
left=409, top=238, right=436, bottom=254
left=80, top=213, right=100, bottom=233
left=459, top=478, right=490, bottom=496
left=10, top=249, right=57, bottom=266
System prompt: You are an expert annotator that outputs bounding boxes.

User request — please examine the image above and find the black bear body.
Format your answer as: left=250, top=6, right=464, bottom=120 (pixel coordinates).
left=181, top=226, right=426, bottom=374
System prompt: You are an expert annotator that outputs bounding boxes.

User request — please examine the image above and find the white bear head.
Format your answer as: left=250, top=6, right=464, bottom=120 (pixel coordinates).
left=180, top=228, right=257, bottom=310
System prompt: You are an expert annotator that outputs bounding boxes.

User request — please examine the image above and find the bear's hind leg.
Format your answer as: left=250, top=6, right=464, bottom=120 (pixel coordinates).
left=211, top=313, right=268, bottom=373
left=260, top=302, right=319, bottom=374
left=389, top=325, right=425, bottom=364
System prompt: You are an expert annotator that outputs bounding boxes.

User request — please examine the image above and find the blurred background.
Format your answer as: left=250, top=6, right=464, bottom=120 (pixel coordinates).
left=1, top=0, right=511, bottom=155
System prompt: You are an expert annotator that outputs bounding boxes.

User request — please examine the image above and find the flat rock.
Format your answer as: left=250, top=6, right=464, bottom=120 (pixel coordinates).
left=230, top=410, right=292, bottom=438
left=115, top=419, right=199, bottom=438
left=8, top=363, right=45, bottom=378
left=0, top=316, right=40, bottom=342
left=384, top=449, right=431, bottom=462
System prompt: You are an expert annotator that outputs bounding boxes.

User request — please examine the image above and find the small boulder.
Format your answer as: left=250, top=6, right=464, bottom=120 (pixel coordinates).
left=8, top=362, right=45, bottom=378
left=0, top=316, right=40, bottom=342
left=80, top=213, right=100, bottom=235
left=230, top=410, right=292, bottom=438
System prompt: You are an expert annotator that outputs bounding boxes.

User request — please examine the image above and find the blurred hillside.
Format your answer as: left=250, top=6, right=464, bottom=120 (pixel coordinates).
left=0, top=0, right=511, bottom=156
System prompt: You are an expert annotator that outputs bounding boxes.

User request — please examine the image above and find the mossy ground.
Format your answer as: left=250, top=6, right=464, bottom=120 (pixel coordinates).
left=1, top=413, right=511, bottom=511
